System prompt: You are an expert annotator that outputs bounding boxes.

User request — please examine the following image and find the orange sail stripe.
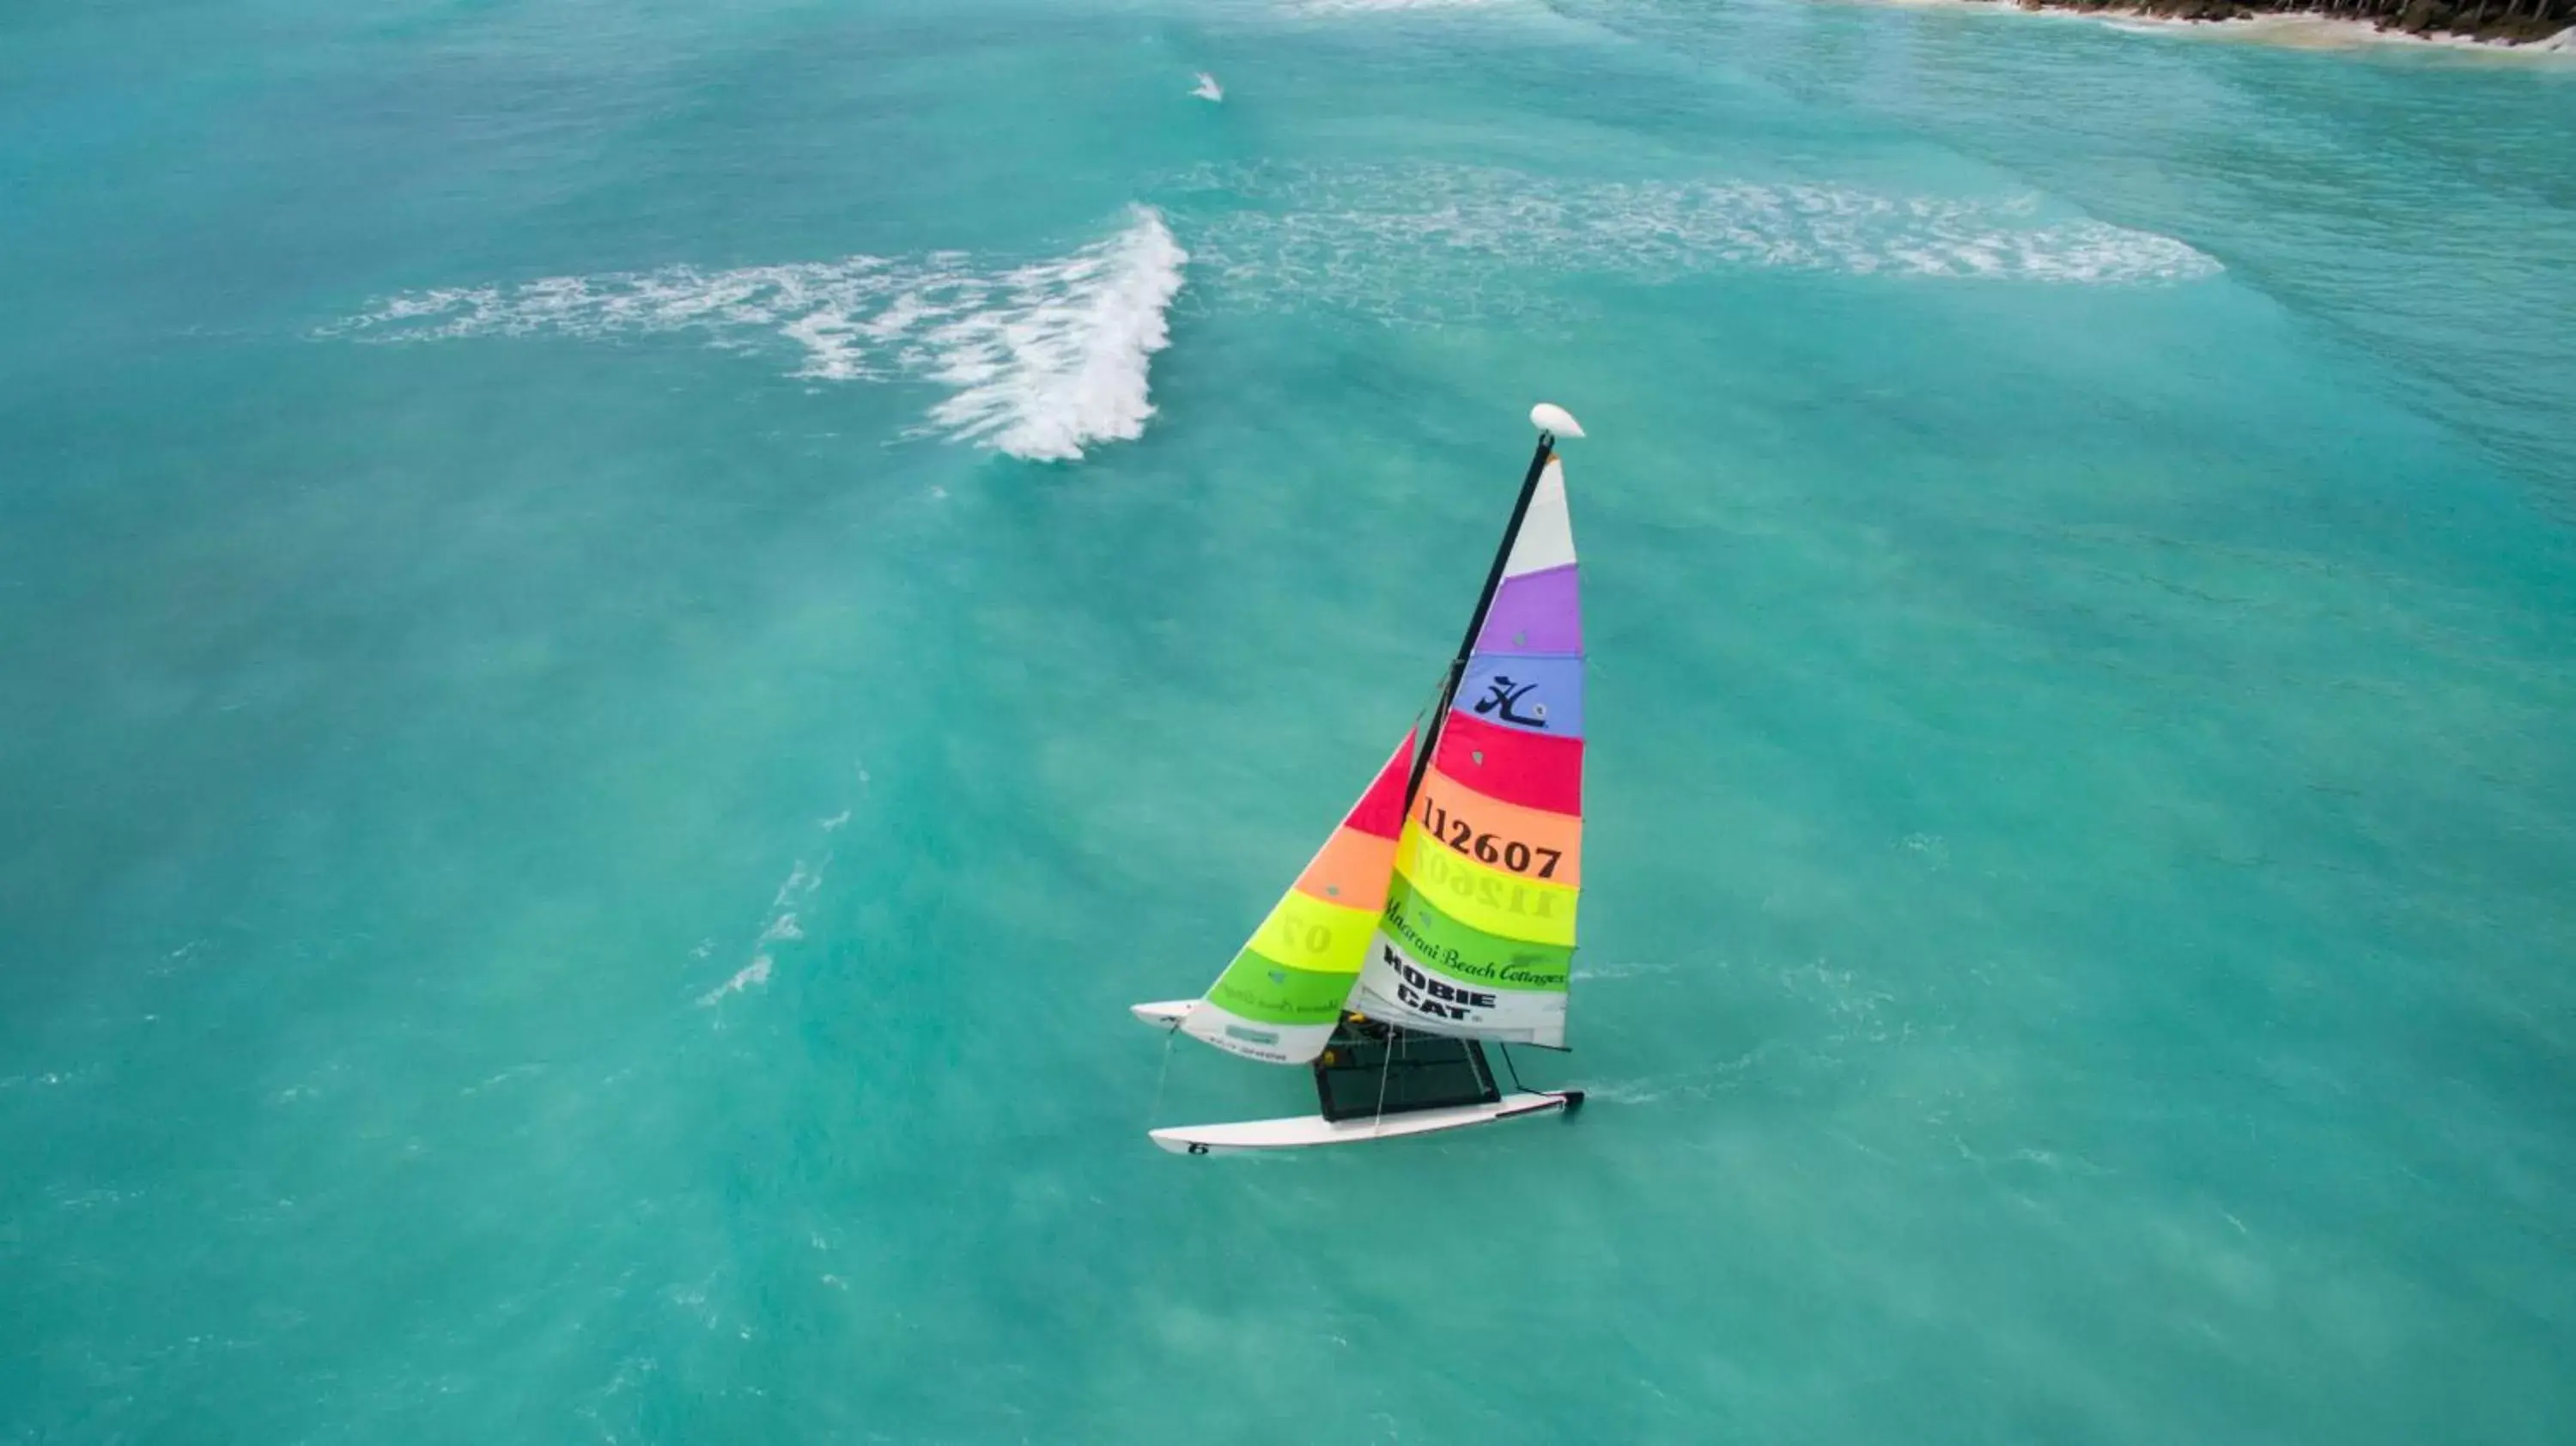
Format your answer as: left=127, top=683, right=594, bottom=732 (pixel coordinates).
left=1410, top=763, right=1583, bottom=886
left=1292, top=824, right=1401, bottom=914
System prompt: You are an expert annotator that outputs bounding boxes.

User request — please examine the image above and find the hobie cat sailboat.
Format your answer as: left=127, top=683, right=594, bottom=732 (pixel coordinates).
left=1133, top=404, right=1592, bottom=1154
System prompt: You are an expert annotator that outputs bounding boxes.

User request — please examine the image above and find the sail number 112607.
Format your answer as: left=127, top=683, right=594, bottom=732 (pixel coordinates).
left=1418, top=795, right=1561, bottom=879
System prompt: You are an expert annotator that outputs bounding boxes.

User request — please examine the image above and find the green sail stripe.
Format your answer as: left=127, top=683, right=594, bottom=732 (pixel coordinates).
left=1382, top=876, right=1573, bottom=993
left=1204, top=946, right=1364, bottom=1026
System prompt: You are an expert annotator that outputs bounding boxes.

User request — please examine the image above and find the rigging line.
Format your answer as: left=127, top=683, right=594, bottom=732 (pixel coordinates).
left=1371, top=1027, right=1395, bottom=1138
left=1498, top=1041, right=1528, bottom=1095
left=1399, top=673, right=1442, bottom=785
left=1147, top=1027, right=1178, bottom=1127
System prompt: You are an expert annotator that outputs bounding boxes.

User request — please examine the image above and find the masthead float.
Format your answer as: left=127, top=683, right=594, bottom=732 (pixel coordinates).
left=1133, top=404, right=1594, bottom=1153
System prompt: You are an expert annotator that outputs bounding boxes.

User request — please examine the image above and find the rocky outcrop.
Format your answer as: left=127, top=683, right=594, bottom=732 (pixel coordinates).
left=2009, top=0, right=2574, bottom=45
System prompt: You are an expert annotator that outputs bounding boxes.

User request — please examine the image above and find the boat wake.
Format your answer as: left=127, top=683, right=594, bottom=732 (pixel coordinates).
left=1570, top=961, right=1678, bottom=981
left=1164, top=162, right=2218, bottom=323
left=1565, top=1078, right=1669, bottom=1106
left=319, top=207, right=1188, bottom=463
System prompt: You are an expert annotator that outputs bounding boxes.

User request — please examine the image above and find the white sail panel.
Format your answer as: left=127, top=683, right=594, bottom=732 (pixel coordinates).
left=1501, top=459, right=1575, bottom=576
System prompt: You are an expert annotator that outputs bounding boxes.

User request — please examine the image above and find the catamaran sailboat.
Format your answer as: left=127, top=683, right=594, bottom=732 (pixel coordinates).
left=1133, top=404, right=1593, bottom=1154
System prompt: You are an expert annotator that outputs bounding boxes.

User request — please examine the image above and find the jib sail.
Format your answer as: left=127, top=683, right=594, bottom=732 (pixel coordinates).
left=1182, top=735, right=1415, bottom=1065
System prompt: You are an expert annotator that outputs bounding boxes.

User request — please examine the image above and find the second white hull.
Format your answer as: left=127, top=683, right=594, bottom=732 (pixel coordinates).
left=1149, top=1091, right=1581, bottom=1155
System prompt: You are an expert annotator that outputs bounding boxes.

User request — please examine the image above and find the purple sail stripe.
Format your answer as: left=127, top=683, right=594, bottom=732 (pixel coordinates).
left=1455, top=653, right=1584, bottom=740
left=1474, top=564, right=1583, bottom=654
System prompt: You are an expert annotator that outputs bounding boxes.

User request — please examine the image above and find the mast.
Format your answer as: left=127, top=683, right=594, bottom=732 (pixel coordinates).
left=1402, top=429, right=1558, bottom=807
left=1352, top=428, right=1552, bottom=1092
left=1347, top=402, right=1587, bottom=1063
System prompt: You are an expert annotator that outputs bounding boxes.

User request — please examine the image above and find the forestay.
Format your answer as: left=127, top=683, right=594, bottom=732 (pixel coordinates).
left=1351, top=453, right=1583, bottom=1047
left=1182, top=735, right=1415, bottom=1064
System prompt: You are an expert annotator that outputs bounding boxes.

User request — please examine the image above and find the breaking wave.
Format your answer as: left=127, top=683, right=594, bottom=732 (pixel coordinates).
left=1163, top=162, right=2217, bottom=323
left=319, top=207, right=1187, bottom=463
left=917, top=212, right=1187, bottom=461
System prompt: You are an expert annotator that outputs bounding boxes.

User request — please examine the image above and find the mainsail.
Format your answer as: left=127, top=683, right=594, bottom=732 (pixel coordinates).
left=1351, top=445, right=1583, bottom=1047
left=1180, top=735, right=1415, bottom=1064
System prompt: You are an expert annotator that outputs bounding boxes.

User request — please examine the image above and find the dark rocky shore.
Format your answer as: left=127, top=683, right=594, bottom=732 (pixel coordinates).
left=2004, top=0, right=2573, bottom=45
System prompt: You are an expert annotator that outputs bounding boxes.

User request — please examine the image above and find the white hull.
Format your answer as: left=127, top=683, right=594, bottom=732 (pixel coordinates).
left=1149, top=1091, right=1581, bottom=1155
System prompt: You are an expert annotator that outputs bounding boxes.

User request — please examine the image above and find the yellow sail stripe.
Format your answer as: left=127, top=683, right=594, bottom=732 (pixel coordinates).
left=1393, top=819, right=1579, bottom=946
left=1249, top=887, right=1381, bottom=975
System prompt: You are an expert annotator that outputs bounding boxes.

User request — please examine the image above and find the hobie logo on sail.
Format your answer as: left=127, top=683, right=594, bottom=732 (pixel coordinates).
left=1473, top=676, right=1547, bottom=728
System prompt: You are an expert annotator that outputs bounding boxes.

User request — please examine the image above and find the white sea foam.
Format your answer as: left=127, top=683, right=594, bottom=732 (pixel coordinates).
left=771, top=861, right=818, bottom=912
left=1288, top=0, right=1516, bottom=14
left=916, top=210, right=1188, bottom=461
left=1167, top=162, right=2217, bottom=323
left=321, top=208, right=1188, bottom=462
left=1571, top=1079, right=1669, bottom=1105
left=697, top=956, right=773, bottom=1006
left=1570, top=961, right=1679, bottom=981
left=1190, top=71, right=1224, bottom=101
left=701, top=844, right=829, bottom=1007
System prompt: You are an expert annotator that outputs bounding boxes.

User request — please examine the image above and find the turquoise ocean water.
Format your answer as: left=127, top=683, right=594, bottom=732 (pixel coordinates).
left=6, top=1, right=2574, bottom=1440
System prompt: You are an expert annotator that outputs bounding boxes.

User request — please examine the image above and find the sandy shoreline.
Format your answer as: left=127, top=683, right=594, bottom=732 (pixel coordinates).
left=2104, top=10, right=2576, bottom=53
left=1856, top=0, right=2576, bottom=58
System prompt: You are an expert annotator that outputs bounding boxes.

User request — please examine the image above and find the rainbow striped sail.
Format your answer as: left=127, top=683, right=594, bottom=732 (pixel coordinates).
left=1178, top=736, right=1416, bottom=1064
left=1351, top=448, right=1583, bottom=1048
left=1141, top=408, right=1593, bottom=1152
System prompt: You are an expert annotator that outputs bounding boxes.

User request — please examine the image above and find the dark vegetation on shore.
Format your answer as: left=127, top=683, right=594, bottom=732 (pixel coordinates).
left=2002, top=0, right=2573, bottom=44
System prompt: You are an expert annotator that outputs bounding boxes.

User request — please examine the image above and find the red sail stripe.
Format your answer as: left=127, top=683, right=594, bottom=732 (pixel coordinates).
left=1341, top=730, right=1417, bottom=841
left=1431, top=711, right=1583, bottom=816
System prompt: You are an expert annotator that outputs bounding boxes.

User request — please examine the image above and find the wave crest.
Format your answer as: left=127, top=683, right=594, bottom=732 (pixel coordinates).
left=319, top=207, right=1188, bottom=463
left=919, top=210, right=1187, bottom=462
